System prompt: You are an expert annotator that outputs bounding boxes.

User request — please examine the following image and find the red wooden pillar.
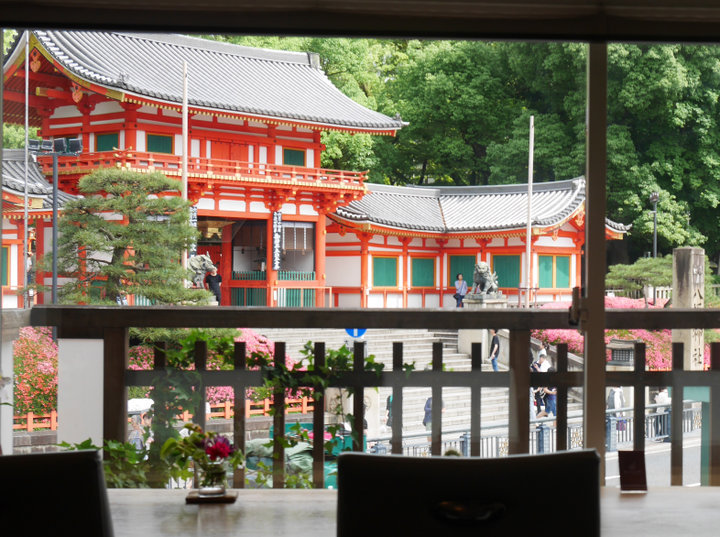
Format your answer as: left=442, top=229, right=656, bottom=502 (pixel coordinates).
left=221, top=223, right=233, bottom=306
left=266, top=215, right=277, bottom=307
left=438, top=239, right=447, bottom=308
left=121, top=103, right=141, bottom=150
left=400, top=237, right=410, bottom=308
left=313, top=131, right=322, bottom=168
left=35, top=218, right=47, bottom=305
left=16, top=219, right=25, bottom=308
left=359, top=233, right=370, bottom=308
left=315, top=212, right=327, bottom=307
left=267, top=127, right=276, bottom=165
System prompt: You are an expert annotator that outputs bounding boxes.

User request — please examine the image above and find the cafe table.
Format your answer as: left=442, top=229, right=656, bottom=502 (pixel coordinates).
left=109, top=487, right=720, bottom=536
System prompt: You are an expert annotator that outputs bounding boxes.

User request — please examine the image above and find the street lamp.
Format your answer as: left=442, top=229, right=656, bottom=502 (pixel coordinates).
left=649, top=191, right=659, bottom=258
left=28, top=138, right=83, bottom=304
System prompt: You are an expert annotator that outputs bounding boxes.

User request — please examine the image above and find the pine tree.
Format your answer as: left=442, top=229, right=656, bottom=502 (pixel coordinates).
left=52, top=168, right=210, bottom=305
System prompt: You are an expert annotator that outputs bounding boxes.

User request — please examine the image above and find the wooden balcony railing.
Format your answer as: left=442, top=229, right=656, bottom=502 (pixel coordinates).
left=37, top=150, right=367, bottom=190
left=12, top=305, right=720, bottom=488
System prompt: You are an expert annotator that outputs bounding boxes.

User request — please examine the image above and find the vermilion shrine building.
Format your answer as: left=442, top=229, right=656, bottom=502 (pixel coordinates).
left=2, top=30, right=627, bottom=308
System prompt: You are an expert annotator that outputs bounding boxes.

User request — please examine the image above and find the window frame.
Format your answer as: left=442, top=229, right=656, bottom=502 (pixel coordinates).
left=447, top=254, right=476, bottom=287
left=372, top=255, right=399, bottom=288
left=538, top=254, right=571, bottom=289
left=282, top=147, right=306, bottom=167
left=491, top=254, right=521, bottom=289
left=1, top=246, right=8, bottom=287
left=146, top=133, right=174, bottom=154
left=410, top=256, right=435, bottom=288
left=95, top=131, right=120, bottom=152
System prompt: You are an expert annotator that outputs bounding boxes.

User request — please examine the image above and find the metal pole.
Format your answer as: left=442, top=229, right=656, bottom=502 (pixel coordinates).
left=653, top=200, right=658, bottom=258
left=23, top=33, right=29, bottom=306
left=181, top=60, right=189, bottom=272
left=525, top=115, right=534, bottom=308
left=52, top=153, right=58, bottom=304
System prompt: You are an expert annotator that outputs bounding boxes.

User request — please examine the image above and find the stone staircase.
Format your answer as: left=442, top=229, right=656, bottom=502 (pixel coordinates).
left=256, top=328, right=518, bottom=441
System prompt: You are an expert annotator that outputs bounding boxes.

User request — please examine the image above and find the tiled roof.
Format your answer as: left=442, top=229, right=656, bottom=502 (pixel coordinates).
left=2, top=149, right=75, bottom=209
left=334, top=177, right=630, bottom=234
left=27, top=31, right=405, bottom=132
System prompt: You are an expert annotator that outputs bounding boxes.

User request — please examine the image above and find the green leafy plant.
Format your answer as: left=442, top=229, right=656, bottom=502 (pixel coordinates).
left=58, top=438, right=150, bottom=488
left=161, top=424, right=244, bottom=486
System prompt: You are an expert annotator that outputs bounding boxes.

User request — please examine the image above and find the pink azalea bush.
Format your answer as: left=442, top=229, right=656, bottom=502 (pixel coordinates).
left=532, top=297, right=713, bottom=371
left=128, top=328, right=292, bottom=405
left=13, top=327, right=58, bottom=414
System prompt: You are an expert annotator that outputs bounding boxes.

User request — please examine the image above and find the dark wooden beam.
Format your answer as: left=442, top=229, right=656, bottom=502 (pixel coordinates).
left=27, top=305, right=720, bottom=335
left=4, top=1, right=720, bottom=41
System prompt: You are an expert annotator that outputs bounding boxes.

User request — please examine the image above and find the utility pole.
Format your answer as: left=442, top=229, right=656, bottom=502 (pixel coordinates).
left=525, top=115, right=534, bottom=308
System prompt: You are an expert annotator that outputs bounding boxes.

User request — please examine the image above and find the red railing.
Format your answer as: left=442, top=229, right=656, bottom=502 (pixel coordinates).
left=12, top=410, right=58, bottom=432
left=37, top=150, right=367, bottom=189
left=13, top=397, right=314, bottom=432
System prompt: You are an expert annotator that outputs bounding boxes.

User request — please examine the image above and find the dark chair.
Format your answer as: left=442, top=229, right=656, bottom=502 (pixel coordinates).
left=0, top=450, right=114, bottom=537
left=337, top=449, right=600, bottom=537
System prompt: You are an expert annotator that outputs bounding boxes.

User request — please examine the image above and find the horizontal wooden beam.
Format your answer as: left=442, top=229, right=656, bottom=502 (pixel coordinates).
left=22, top=305, right=720, bottom=337
left=4, top=1, right=720, bottom=42
left=28, top=305, right=574, bottom=334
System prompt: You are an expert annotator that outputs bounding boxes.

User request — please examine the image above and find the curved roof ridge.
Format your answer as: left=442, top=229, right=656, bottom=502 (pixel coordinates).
left=2, top=150, right=76, bottom=207
left=19, top=30, right=405, bottom=132
left=117, top=33, right=314, bottom=66
left=334, top=176, right=627, bottom=235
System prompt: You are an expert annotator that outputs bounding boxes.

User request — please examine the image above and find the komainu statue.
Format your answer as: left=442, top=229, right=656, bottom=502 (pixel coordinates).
left=188, top=254, right=216, bottom=288
left=471, top=262, right=500, bottom=295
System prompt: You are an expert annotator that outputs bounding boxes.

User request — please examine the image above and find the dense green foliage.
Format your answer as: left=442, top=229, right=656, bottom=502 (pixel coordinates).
left=606, top=255, right=720, bottom=307
left=204, top=36, right=720, bottom=263
left=606, top=256, right=674, bottom=296
left=52, top=168, right=211, bottom=305
left=2, top=29, right=39, bottom=148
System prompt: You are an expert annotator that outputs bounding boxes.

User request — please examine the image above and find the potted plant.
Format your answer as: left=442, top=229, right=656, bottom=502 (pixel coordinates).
left=161, top=424, right=244, bottom=497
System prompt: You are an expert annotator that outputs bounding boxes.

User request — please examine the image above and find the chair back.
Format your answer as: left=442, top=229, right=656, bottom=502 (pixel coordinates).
left=0, top=450, right=114, bottom=537
left=337, top=449, right=599, bottom=537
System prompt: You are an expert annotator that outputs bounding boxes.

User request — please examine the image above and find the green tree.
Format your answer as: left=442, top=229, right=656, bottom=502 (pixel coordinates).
left=202, top=35, right=404, bottom=174
left=52, top=168, right=210, bottom=305
left=374, top=40, right=521, bottom=185
left=606, top=254, right=719, bottom=307
left=2, top=29, right=38, bottom=148
left=605, top=255, right=673, bottom=297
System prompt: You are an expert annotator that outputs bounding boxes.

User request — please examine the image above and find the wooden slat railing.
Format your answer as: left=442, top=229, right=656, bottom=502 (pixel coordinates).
left=37, top=151, right=367, bottom=190
left=17, top=305, right=720, bottom=487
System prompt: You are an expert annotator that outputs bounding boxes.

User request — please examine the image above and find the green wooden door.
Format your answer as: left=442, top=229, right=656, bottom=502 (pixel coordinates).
left=539, top=256, right=553, bottom=288
left=556, top=256, right=570, bottom=288
left=449, top=255, right=475, bottom=286
left=147, top=134, right=173, bottom=154
left=493, top=255, right=520, bottom=288
left=373, top=257, right=397, bottom=287
left=96, top=133, right=119, bottom=151
left=411, top=257, right=435, bottom=287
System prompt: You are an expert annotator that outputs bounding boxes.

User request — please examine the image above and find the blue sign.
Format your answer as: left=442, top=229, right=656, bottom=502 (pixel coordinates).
left=345, top=328, right=367, bottom=339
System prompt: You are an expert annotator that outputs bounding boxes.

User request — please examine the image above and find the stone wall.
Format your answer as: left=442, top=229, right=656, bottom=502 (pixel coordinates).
left=12, top=415, right=311, bottom=454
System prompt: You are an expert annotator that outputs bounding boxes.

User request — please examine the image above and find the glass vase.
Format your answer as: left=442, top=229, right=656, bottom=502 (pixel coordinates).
left=195, top=460, right=228, bottom=497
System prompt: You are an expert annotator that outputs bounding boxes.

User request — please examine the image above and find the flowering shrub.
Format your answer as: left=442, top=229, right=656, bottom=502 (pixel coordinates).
left=532, top=297, right=714, bottom=371
left=160, top=424, right=244, bottom=485
left=13, top=327, right=58, bottom=414
left=128, top=328, right=293, bottom=405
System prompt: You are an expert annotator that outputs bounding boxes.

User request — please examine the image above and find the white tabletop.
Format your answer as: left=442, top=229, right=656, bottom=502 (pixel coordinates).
left=109, top=487, right=720, bottom=536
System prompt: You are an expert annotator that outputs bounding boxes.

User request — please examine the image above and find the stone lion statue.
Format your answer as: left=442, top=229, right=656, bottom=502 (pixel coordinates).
left=471, top=262, right=500, bottom=295
left=188, top=254, right=216, bottom=288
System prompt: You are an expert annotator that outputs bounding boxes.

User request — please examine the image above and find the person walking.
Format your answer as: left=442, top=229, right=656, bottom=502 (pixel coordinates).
left=489, top=328, right=500, bottom=371
left=453, top=273, right=467, bottom=307
left=423, top=396, right=445, bottom=443
left=204, top=266, right=222, bottom=304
